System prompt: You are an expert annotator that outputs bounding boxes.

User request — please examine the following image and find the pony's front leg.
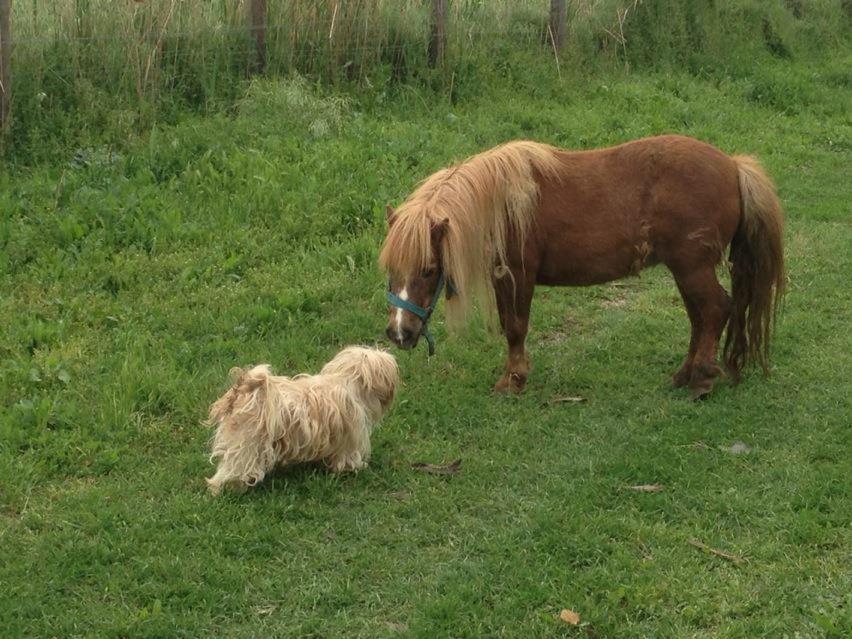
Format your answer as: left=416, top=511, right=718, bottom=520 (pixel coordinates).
left=493, top=270, right=535, bottom=395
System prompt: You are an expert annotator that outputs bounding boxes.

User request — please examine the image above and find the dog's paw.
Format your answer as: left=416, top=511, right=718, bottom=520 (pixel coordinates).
left=206, top=476, right=250, bottom=496
left=328, top=456, right=367, bottom=473
left=206, top=478, right=223, bottom=496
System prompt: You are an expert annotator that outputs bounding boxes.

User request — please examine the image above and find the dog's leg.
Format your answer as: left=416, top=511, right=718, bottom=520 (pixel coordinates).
left=329, top=437, right=369, bottom=472
left=206, top=467, right=250, bottom=496
left=327, top=452, right=367, bottom=473
left=206, top=442, right=271, bottom=495
left=326, top=414, right=373, bottom=473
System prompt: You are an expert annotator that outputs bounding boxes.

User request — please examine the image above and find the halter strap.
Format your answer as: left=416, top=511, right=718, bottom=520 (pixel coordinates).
left=387, top=273, right=455, bottom=356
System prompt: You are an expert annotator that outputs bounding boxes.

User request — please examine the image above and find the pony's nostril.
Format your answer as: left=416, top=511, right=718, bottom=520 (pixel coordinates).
left=401, top=327, right=414, bottom=343
left=385, top=327, right=396, bottom=342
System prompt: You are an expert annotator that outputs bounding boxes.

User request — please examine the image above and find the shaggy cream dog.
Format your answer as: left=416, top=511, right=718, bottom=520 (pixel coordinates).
left=206, top=346, right=398, bottom=495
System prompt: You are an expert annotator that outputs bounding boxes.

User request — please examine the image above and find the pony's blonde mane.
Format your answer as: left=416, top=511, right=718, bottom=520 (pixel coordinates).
left=379, top=140, right=563, bottom=326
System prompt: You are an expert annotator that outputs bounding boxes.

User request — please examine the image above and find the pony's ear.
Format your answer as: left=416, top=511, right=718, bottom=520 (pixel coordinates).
left=386, top=204, right=395, bottom=226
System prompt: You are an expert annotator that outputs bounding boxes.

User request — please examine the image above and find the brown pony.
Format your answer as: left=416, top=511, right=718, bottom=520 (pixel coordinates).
left=379, top=135, right=785, bottom=399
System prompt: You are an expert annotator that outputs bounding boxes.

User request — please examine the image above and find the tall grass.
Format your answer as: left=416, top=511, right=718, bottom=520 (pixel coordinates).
left=4, top=0, right=850, bottom=162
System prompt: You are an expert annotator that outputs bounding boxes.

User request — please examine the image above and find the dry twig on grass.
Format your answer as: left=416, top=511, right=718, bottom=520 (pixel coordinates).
left=688, top=538, right=747, bottom=564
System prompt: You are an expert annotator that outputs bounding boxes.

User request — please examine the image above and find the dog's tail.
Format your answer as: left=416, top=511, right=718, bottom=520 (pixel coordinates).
left=207, top=365, right=273, bottom=425
left=206, top=365, right=279, bottom=495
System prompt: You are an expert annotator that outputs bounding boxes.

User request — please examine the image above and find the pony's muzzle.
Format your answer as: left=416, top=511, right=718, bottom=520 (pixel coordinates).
left=385, top=324, right=418, bottom=349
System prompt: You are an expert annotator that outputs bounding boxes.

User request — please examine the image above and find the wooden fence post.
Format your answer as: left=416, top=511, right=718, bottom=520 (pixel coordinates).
left=0, top=0, right=11, bottom=132
left=549, top=0, right=567, bottom=52
left=429, top=0, right=447, bottom=67
left=249, top=0, right=267, bottom=74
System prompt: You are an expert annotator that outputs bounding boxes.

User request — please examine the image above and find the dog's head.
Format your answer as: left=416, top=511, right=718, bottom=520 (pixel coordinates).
left=320, top=346, right=399, bottom=414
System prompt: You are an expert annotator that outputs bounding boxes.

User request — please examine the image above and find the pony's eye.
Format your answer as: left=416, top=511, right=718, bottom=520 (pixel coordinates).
left=422, top=267, right=437, bottom=278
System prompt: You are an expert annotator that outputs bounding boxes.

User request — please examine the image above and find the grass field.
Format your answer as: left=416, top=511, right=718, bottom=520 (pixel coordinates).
left=1, top=50, right=851, bottom=637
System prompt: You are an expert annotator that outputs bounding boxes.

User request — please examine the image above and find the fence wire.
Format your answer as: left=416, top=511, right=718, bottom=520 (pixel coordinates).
left=7, top=22, right=546, bottom=47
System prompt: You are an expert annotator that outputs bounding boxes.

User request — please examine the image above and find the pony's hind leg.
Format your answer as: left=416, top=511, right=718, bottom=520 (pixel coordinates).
left=493, top=269, right=535, bottom=394
left=672, top=266, right=731, bottom=399
left=672, top=288, right=702, bottom=388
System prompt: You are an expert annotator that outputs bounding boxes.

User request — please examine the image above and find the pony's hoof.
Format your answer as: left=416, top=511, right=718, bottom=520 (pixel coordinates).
left=672, top=367, right=692, bottom=388
left=689, top=386, right=713, bottom=401
left=688, top=377, right=716, bottom=400
left=687, top=362, right=721, bottom=399
left=493, top=372, right=526, bottom=395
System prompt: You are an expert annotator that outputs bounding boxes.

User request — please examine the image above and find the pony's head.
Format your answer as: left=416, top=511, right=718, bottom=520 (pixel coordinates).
left=380, top=205, right=450, bottom=350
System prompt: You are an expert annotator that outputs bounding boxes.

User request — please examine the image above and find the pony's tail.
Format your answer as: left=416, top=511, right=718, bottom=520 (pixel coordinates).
left=723, top=156, right=786, bottom=380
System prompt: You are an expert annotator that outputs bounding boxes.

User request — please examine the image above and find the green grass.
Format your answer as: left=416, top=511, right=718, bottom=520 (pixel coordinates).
left=1, top=54, right=851, bottom=637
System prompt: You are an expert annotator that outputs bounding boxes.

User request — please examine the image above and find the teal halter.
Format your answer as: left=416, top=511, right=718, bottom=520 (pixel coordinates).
left=387, top=273, right=455, bottom=356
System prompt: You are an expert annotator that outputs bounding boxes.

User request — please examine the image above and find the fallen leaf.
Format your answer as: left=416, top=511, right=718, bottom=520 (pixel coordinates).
left=388, top=490, right=410, bottom=501
left=538, top=331, right=568, bottom=346
left=411, top=459, right=461, bottom=475
left=720, top=441, right=751, bottom=455
left=676, top=439, right=712, bottom=450
left=345, top=255, right=356, bottom=273
left=385, top=621, right=408, bottom=633
left=546, top=395, right=587, bottom=405
left=559, top=608, right=580, bottom=625
left=628, top=483, right=664, bottom=493
left=636, top=538, right=653, bottom=561
left=601, top=297, right=627, bottom=309
left=687, top=538, right=747, bottom=564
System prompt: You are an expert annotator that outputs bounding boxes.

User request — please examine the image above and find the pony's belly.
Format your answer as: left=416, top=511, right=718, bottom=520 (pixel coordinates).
left=536, top=266, right=632, bottom=287
left=536, top=241, right=651, bottom=286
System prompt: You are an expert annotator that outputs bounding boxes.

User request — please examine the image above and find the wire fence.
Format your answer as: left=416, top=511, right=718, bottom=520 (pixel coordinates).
left=6, top=18, right=553, bottom=46
left=3, top=0, right=834, bottom=142
left=1, top=3, right=564, bottom=150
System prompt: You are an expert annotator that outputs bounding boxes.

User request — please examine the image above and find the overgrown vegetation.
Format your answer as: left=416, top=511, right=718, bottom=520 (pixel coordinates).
left=4, top=0, right=850, bottom=162
left=0, top=1, right=850, bottom=637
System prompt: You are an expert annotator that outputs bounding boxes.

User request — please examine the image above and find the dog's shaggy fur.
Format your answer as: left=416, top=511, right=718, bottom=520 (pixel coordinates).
left=206, top=346, right=398, bottom=495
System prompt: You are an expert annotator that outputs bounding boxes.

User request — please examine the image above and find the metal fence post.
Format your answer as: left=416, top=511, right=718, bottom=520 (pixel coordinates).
left=0, top=0, right=11, bottom=131
left=549, top=0, right=566, bottom=52
left=250, top=0, right=267, bottom=74
left=429, top=0, right=447, bottom=67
